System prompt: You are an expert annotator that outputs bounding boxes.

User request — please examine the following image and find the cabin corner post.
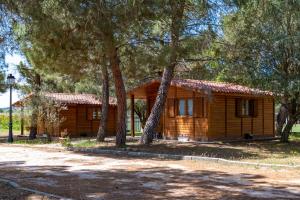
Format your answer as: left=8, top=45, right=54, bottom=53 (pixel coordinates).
left=225, top=96, right=227, bottom=138
left=193, top=91, right=196, bottom=140
left=20, top=105, right=24, bottom=136
left=273, top=98, right=275, bottom=136
left=130, top=94, right=135, bottom=137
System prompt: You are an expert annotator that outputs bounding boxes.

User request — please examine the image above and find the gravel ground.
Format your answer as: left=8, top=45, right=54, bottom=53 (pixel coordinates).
left=0, top=182, right=54, bottom=200
left=0, top=144, right=300, bottom=200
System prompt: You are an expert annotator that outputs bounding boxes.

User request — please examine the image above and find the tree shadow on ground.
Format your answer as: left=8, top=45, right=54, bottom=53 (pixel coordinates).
left=227, top=140, right=300, bottom=157
left=76, top=138, right=300, bottom=161
left=0, top=159, right=299, bottom=200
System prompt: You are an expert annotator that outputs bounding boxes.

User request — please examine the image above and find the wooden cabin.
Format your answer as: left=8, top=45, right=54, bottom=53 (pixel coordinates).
left=128, top=79, right=275, bottom=141
left=13, top=93, right=117, bottom=137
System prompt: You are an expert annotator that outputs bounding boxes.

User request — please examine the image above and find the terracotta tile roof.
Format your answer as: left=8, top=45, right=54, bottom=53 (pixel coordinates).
left=170, top=79, right=273, bottom=96
left=13, top=93, right=117, bottom=107
left=128, top=79, right=273, bottom=96
left=44, top=93, right=117, bottom=105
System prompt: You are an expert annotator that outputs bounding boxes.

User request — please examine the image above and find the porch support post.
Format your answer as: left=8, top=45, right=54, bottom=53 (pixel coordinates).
left=20, top=105, right=24, bottom=136
left=131, top=94, right=135, bottom=137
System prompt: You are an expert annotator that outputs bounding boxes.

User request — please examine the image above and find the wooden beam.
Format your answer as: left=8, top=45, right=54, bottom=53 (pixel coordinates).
left=193, top=91, right=196, bottom=140
left=262, top=99, right=265, bottom=135
left=20, top=106, right=24, bottom=136
left=225, top=96, right=227, bottom=137
left=272, top=98, right=275, bottom=136
left=131, top=95, right=135, bottom=137
left=251, top=117, right=253, bottom=135
left=241, top=117, right=243, bottom=137
left=75, top=105, right=78, bottom=136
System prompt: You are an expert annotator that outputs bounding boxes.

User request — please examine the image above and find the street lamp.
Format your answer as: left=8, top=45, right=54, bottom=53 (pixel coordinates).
left=7, top=74, right=15, bottom=143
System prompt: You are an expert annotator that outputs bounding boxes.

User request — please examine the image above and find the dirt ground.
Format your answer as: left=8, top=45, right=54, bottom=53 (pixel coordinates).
left=0, top=144, right=300, bottom=200
left=0, top=182, right=54, bottom=200
left=70, top=137, right=300, bottom=165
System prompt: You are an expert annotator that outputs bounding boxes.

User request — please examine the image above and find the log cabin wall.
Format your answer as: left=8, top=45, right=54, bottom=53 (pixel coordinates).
left=127, top=79, right=274, bottom=141
left=38, top=104, right=117, bottom=137
left=163, top=86, right=208, bottom=140
left=208, top=94, right=275, bottom=140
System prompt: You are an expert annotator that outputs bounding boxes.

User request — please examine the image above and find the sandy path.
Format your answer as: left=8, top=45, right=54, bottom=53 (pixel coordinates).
left=0, top=144, right=300, bottom=200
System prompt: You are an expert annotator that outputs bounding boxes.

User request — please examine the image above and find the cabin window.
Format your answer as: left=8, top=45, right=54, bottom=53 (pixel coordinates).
left=177, top=98, right=193, bottom=116
left=236, top=99, right=257, bottom=117
left=92, top=111, right=97, bottom=120
left=187, top=99, right=193, bottom=116
left=88, top=107, right=101, bottom=120
left=178, top=99, right=186, bottom=116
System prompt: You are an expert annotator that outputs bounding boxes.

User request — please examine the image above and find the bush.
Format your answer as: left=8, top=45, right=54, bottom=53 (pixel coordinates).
left=0, top=113, right=30, bottom=131
left=60, top=137, right=73, bottom=147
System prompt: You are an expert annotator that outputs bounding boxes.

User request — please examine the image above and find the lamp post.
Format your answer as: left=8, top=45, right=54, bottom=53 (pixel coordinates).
left=7, top=74, right=15, bottom=143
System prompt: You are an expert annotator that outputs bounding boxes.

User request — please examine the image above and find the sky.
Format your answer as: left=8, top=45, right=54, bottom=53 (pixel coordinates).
left=0, top=54, right=24, bottom=108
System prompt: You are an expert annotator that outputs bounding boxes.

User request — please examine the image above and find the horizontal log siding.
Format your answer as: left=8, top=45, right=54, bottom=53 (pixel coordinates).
left=144, top=84, right=274, bottom=141
left=38, top=104, right=117, bottom=137
left=209, top=95, right=274, bottom=140
left=208, top=96, right=226, bottom=139
left=107, top=107, right=117, bottom=136
left=226, top=97, right=242, bottom=138
left=76, top=105, right=92, bottom=136
left=59, top=106, right=77, bottom=136
left=163, top=87, right=207, bottom=140
left=263, top=98, right=274, bottom=136
left=253, top=99, right=263, bottom=136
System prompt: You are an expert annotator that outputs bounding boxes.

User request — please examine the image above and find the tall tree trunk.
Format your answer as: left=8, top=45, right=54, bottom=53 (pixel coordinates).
left=141, top=1, right=185, bottom=144
left=140, top=65, right=175, bottom=144
left=276, top=104, right=289, bottom=136
left=97, top=65, right=109, bottom=142
left=109, top=47, right=127, bottom=147
left=29, top=108, right=38, bottom=140
left=281, top=116, right=297, bottom=143
left=29, top=73, right=41, bottom=140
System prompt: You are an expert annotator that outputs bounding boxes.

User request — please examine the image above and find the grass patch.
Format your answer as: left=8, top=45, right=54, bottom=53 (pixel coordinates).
left=292, top=124, right=300, bottom=133
left=290, top=132, right=300, bottom=141
left=73, top=139, right=98, bottom=148
left=126, top=131, right=142, bottom=136
left=14, top=139, right=51, bottom=145
left=0, top=129, right=29, bottom=137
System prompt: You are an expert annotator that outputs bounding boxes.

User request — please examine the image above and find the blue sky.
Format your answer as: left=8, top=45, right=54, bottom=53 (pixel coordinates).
left=0, top=54, right=24, bottom=108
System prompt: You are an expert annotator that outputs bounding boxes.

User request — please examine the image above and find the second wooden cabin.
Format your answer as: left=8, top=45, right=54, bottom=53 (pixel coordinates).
left=14, top=93, right=117, bottom=137
left=128, top=79, right=275, bottom=141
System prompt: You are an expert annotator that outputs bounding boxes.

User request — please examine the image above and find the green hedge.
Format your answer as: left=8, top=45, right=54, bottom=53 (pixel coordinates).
left=0, top=113, right=30, bottom=131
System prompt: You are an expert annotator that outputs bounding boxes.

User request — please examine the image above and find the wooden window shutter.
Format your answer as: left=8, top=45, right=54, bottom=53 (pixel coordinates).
left=194, top=98, right=203, bottom=118
left=175, top=99, right=179, bottom=116
left=250, top=100, right=258, bottom=117
left=203, top=98, right=208, bottom=117
left=87, top=107, right=93, bottom=120
left=235, top=99, right=242, bottom=117
left=168, top=98, right=175, bottom=117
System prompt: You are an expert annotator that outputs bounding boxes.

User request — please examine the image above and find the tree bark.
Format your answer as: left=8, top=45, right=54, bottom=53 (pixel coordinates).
left=97, top=65, right=109, bottom=142
left=29, top=73, right=41, bottom=140
left=108, top=47, right=127, bottom=147
left=140, top=1, right=185, bottom=144
left=281, top=116, right=297, bottom=143
left=140, top=65, right=175, bottom=144
left=276, top=104, right=288, bottom=136
left=29, top=107, right=38, bottom=140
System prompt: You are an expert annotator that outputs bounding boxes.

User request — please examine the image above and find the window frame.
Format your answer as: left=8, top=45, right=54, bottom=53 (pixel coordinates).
left=87, top=107, right=101, bottom=121
left=235, top=98, right=257, bottom=118
left=176, top=98, right=193, bottom=117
